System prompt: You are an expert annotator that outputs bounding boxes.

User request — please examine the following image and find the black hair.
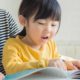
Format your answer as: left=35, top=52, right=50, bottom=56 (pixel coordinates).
left=19, top=0, right=61, bottom=21
left=19, top=0, right=61, bottom=32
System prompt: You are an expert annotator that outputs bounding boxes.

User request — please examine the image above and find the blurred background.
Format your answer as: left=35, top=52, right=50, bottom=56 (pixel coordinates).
left=0, top=0, right=80, bottom=59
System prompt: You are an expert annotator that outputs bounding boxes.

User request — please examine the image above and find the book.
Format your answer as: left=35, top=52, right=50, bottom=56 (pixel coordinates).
left=4, top=67, right=80, bottom=80
left=70, top=70, right=80, bottom=79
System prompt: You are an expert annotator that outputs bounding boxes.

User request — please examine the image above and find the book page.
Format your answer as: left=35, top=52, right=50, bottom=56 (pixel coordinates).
left=5, top=67, right=79, bottom=80
left=70, top=70, right=80, bottom=79
left=18, top=67, right=68, bottom=80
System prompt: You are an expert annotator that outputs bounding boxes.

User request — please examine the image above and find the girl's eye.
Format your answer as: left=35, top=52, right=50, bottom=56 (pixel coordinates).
left=52, top=24, right=56, bottom=27
left=38, top=22, right=45, bottom=25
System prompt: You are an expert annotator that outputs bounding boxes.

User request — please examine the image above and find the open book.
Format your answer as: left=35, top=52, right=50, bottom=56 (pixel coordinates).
left=4, top=67, right=80, bottom=80
left=70, top=70, right=80, bottom=79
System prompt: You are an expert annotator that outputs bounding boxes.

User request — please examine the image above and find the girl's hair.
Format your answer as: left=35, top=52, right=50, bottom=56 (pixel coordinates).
left=19, top=0, right=61, bottom=32
left=19, top=0, right=61, bottom=21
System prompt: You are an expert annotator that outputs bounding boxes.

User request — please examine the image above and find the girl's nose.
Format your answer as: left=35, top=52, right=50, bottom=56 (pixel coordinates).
left=44, top=26, right=52, bottom=33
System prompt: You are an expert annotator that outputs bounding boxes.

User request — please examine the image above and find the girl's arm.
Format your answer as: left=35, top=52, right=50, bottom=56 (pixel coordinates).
left=2, top=43, right=47, bottom=74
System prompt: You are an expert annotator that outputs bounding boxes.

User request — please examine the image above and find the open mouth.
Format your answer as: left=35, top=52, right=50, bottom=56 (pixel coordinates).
left=41, top=36, right=49, bottom=40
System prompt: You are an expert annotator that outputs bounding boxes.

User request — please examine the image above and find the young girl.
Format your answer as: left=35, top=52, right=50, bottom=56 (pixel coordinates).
left=2, top=0, right=80, bottom=75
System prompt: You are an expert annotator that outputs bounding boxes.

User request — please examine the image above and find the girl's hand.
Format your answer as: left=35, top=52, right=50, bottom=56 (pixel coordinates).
left=0, top=73, right=4, bottom=80
left=61, top=56, right=80, bottom=70
left=72, top=60, right=80, bottom=69
left=64, top=60, right=80, bottom=70
left=64, top=60, right=78, bottom=70
left=48, top=59, right=67, bottom=70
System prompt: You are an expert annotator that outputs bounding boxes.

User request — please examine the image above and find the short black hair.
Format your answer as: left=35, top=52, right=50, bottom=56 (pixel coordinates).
left=19, top=0, right=61, bottom=21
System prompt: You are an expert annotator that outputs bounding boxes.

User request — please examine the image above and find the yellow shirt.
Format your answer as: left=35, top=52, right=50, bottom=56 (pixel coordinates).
left=2, top=36, right=60, bottom=74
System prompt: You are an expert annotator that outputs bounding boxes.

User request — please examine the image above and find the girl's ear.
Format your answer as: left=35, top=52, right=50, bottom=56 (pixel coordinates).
left=19, top=15, right=27, bottom=26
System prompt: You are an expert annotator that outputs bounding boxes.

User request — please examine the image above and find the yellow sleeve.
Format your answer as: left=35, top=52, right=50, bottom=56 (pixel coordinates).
left=2, top=39, right=47, bottom=74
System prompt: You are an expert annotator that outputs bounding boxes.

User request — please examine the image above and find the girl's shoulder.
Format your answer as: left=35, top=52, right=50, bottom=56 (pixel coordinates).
left=5, top=35, right=21, bottom=46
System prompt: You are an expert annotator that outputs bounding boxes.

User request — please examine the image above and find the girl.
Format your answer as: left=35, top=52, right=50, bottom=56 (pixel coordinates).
left=2, top=0, right=80, bottom=75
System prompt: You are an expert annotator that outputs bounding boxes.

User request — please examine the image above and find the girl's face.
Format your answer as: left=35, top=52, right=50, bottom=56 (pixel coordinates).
left=24, top=15, right=59, bottom=47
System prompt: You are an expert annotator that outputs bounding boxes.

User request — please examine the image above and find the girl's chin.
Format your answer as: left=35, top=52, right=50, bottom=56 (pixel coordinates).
left=40, top=39, right=48, bottom=44
left=41, top=39, right=48, bottom=43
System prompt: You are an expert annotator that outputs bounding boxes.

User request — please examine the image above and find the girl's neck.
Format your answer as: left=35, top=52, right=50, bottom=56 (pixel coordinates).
left=22, top=36, right=41, bottom=50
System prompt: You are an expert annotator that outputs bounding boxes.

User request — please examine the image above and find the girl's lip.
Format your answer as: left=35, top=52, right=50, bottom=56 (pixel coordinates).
left=41, top=36, right=49, bottom=39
